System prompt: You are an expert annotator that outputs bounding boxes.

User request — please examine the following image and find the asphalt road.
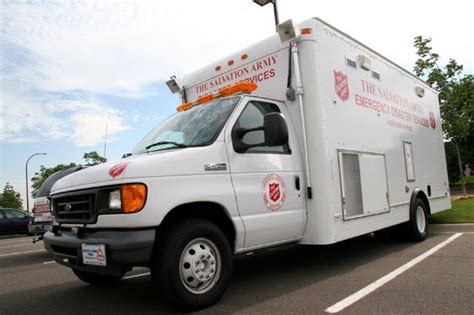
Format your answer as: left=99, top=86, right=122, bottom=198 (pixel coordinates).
left=0, top=229, right=472, bottom=315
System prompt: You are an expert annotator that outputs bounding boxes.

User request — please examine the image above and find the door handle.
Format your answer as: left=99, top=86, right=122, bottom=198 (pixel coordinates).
left=294, top=176, right=300, bottom=191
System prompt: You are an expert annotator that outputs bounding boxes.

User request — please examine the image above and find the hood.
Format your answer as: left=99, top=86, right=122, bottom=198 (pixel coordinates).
left=51, top=143, right=229, bottom=194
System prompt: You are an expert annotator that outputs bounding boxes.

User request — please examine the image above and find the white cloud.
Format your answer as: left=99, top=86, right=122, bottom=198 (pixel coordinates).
left=0, top=93, right=130, bottom=146
left=0, top=0, right=268, bottom=97
left=69, top=107, right=130, bottom=147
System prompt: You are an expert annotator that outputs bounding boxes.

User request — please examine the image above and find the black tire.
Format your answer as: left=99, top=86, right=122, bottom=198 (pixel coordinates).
left=73, top=269, right=124, bottom=285
left=151, top=219, right=233, bottom=311
left=406, top=198, right=429, bottom=242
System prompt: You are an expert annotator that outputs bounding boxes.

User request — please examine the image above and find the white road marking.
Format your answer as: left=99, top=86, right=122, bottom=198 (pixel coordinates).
left=43, top=260, right=56, bottom=265
left=123, top=272, right=150, bottom=280
left=0, top=249, right=45, bottom=258
left=432, top=231, right=474, bottom=235
left=325, top=233, right=463, bottom=313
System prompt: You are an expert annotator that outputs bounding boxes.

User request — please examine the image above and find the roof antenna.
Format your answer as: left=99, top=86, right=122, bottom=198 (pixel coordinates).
left=103, top=122, right=108, bottom=159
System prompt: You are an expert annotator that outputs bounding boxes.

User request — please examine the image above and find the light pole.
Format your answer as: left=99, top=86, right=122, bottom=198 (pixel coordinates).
left=253, top=0, right=280, bottom=27
left=25, top=153, right=46, bottom=212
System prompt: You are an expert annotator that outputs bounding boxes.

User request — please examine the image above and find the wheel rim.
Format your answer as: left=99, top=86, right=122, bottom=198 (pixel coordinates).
left=416, top=206, right=426, bottom=233
left=179, top=237, right=221, bottom=295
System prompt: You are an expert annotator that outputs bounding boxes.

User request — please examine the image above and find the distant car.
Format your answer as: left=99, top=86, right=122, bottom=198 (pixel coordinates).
left=0, top=208, right=33, bottom=235
left=29, top=196, right=52, bottom=235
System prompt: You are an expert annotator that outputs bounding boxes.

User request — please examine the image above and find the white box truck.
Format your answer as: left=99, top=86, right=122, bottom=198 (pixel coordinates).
left=43, top=18, right=451, bottom=310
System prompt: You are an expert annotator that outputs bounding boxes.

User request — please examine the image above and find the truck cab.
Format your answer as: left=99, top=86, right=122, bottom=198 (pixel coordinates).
left=44, top=90, right=306, bottom=309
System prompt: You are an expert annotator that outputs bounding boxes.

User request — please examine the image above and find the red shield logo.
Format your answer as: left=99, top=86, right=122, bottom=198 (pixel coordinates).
left=269, top=183, right=281, bottom=202
left=108, top=163, right=129, bottom=178
left=429, top=112, right=436, bottom=129
left=334, top=70, right=350, bottom=101
left=262, top=174, right=286, bottom=211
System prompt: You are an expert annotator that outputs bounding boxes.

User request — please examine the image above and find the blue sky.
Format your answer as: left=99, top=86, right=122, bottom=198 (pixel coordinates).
left=1, top=0, right=472, bottom=209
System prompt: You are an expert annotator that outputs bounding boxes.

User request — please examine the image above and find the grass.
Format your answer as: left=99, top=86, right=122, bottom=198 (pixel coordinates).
left=430, top=197, right=474, bottom=224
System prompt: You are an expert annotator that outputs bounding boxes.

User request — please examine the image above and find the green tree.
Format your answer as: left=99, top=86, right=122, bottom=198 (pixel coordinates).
left=83, top=151, right=107, bottom=166
left=0, top=183, right=23, bottom=209
left=31, top=163, right=77, bottom=190
left=414, top=36, right=474, bottom=195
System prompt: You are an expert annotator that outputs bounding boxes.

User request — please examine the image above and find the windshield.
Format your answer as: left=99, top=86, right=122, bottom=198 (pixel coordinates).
left=132, top=96, right=240, bottom=155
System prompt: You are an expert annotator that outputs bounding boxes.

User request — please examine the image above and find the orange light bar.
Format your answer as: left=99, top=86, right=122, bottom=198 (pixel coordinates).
left=300, top=28, right=312, bottom=35
left=219, top=82, right=257, bottom=97
left=197, top=94, right=214, bottom=104
left=121, top=184, right=147, bottom=213
left=177, top=102, right=192, bottom=112
left=176, top=82, right=258, bottom=112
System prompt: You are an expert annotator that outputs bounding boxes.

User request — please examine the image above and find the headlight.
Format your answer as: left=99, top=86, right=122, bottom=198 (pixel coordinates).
left=108, top=189, right=122, bottom=210
left=107, top=184, right=147, bottom=214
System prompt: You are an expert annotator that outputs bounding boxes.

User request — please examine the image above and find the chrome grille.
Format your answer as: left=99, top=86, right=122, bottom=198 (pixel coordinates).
left=53, top=192, right=96, bottom=224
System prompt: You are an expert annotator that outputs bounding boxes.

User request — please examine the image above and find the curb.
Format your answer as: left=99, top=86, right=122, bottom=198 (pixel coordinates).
left=430, top=223, right=474, bottom=233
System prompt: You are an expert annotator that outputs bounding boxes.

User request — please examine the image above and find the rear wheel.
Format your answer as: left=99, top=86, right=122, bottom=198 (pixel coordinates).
left=73, top=269, right=124, bottom=285
left=407, top=198, right=428, bottom=241
left=151, top=219, right=233, bottom=311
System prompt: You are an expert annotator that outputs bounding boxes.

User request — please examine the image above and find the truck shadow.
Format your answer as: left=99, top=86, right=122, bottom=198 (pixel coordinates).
left=0, top=234, right=429, bottom=314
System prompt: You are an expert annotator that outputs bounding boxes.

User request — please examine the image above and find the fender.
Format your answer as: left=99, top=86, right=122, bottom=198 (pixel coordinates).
left=409, top=188, right=431, bottom=215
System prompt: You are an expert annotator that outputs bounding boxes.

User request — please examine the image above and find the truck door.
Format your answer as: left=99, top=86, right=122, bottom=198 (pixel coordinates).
left=225, top=98, right=306, bottom=249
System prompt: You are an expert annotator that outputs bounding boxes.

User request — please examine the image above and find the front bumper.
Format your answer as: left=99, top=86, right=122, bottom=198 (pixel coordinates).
left=43, top=228, right=155, bottom=276
left=28, top=222, right=51, bottom=235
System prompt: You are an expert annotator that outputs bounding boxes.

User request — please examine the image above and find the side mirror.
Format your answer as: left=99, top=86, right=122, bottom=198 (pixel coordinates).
left=263, top=113, right=288, bottom=146
left=232, top=112, right=289, bottom=152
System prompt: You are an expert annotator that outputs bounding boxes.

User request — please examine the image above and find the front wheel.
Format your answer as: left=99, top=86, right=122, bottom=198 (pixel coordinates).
left=151, top=219, right=233, bottom=311
left=73, top=269, right=124, bottom=285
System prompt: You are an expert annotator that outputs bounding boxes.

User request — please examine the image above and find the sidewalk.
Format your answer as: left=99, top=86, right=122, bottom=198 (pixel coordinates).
left=430, top=223, right=474, bottom=233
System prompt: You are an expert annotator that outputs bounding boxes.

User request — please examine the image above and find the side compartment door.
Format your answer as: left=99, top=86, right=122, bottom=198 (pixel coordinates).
left=225, top=99, right=306, bottom=249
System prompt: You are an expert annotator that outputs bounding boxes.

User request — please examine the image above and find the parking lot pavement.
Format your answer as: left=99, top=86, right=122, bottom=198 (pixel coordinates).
left=0, top=232, right=472, bottom=315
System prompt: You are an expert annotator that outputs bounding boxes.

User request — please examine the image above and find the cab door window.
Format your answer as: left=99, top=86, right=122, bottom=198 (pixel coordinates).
left=232, top=101, right=290, bottom=154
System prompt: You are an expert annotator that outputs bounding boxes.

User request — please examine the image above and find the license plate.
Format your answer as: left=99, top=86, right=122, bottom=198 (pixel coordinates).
left=81, top=244, right=107, bottom=266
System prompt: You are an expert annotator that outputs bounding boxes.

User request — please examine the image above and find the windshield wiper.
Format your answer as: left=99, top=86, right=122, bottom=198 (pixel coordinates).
left=145, top=141, right=188, bottom=151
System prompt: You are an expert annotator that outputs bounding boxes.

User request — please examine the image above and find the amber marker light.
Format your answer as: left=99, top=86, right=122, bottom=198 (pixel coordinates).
left=121, top=184, right=147, bottom=213
left=300, top=28, right=312, bottom=35
left=218, top=82, right=257, bottom=97
left=177, top=102, right=193, bottom=112
left=196, top=94, right=214, bottom=104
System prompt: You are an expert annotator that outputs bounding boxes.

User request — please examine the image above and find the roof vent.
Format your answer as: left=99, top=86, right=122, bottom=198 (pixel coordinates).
left=345, top=57, right=357, bottom=69
left=358, top=54, right=372, bottom=71
left=372, top=71, right=381, bottom=80
left=414, top=86, right=425, bottom=98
